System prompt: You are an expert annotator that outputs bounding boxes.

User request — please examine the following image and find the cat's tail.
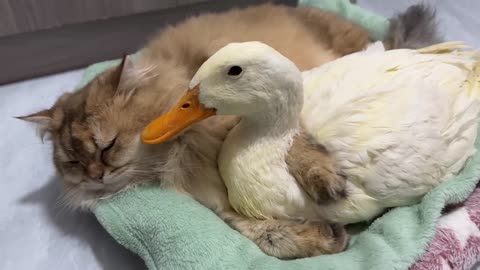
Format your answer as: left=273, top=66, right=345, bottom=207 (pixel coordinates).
left=384, top=4, right=443, bottom=49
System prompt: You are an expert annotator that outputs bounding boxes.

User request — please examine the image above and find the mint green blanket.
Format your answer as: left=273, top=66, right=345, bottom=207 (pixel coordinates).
left=84, top=2, right=480, bottom=270
left=298, top=0, right=388, bottom=40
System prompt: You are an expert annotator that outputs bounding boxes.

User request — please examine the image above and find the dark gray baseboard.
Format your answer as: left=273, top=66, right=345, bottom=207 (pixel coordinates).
left=0, top=0, right=295, bottom=85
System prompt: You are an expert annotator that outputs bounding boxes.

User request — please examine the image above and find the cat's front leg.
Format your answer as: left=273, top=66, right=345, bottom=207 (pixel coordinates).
left=218, top=210, right=348, bottom=259
left=286, top=130, right=347, bottom=204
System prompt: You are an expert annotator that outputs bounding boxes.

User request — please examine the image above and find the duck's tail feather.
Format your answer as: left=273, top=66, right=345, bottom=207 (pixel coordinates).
left=417, top=41, right=472, bottom=54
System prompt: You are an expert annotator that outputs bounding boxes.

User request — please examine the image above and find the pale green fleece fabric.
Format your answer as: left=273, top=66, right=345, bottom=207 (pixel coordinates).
left=299, top=0, right=389, bottom=40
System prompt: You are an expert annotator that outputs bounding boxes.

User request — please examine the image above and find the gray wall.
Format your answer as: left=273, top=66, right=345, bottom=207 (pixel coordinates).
left=0, top=0, right=296, bottom=85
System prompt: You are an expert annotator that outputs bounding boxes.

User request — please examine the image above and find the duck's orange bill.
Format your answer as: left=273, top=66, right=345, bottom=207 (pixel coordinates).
left=142, top=86, right=216, bottom=144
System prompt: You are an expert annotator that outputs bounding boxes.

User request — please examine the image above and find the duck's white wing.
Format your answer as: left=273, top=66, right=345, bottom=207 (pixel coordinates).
left=301, top=43, right=480, bottom=223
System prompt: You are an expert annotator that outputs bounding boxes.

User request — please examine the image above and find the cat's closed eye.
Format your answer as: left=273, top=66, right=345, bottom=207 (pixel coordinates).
left=64, top=160, right=81, bottom=169
left=103, top=137, right=117, bottom=152
left=101, top=137, right=117, bottom=162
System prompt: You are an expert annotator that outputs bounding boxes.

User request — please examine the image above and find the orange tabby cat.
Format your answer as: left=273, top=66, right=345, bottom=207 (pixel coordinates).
left=20, top=3, right=440, bottom=259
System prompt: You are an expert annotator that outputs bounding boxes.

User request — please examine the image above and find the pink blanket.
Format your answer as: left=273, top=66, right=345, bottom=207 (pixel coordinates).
left=412, top=187, right=480, bottom=270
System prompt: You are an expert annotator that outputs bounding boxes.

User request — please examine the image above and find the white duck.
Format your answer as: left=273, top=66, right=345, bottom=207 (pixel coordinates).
left=142, top=41, right=480, bottom=224
left=143, top=42, right=321, bottom=220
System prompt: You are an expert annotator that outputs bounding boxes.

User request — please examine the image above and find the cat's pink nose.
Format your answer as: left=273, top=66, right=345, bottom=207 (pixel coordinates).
left=87, top=163, right=104, bottom=182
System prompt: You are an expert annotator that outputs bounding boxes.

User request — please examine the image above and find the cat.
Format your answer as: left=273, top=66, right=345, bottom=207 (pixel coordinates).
left=20, top=3, right=440, bottom=259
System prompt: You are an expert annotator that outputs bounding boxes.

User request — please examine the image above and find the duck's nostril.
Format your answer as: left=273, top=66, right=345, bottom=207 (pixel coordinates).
left=181, top=103, right=191, bottom=109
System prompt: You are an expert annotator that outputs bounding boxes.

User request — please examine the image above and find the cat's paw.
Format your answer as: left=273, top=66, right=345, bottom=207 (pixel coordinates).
left=257, top=219, right=348, bottom=259
left=305, top=166, right=347, bottom=204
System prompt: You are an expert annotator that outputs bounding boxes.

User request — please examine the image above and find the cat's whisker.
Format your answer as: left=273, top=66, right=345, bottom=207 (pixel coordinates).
left=54, top=189, right=79, bottom=213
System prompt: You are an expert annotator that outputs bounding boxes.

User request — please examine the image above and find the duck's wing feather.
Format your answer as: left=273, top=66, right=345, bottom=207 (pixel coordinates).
left=301, top=43, right=480, bottom=209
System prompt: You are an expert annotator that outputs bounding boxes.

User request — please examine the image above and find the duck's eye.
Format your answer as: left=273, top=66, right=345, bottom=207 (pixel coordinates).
left=228, top=66, right=243, bottom=76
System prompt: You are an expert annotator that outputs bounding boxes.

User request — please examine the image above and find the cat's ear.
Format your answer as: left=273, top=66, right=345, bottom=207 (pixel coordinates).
left=113, top=54, right=136, bottom=97
left=16, top=109, right=52, bottom=127
left=16, top=109, right=53, bottom=141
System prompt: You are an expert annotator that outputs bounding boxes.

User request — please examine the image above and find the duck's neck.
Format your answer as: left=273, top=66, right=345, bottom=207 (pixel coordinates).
left=222, top=95, right=303, bottom=174
left=240, top=111, right=299, bottom=140
left=238, top=80, right=304, bottom=139
left=220, top=98, right=303, bottom=218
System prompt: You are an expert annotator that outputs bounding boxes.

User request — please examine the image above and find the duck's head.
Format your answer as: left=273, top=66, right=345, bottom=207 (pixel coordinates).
left=142, top=41, right=303, bottom=144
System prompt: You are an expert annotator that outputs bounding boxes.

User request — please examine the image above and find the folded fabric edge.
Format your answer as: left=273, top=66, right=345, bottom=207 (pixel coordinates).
left=95, top=198, right=158, bottom=270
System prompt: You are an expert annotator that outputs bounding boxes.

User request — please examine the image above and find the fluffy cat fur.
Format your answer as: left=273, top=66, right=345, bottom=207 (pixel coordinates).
left=20, top=3, right=440, bottom=259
